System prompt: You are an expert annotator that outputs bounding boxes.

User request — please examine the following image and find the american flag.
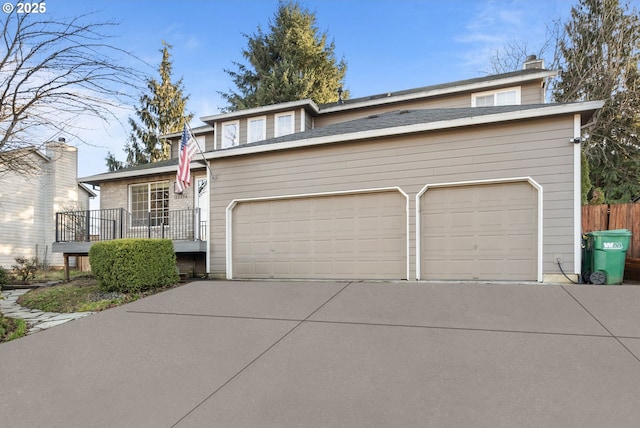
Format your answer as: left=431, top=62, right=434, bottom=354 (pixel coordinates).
left=175, top=124, right=197, bottom=193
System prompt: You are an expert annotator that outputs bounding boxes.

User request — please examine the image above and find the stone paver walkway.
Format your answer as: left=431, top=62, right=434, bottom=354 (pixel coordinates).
left=0, top=288, right=94, bottom=334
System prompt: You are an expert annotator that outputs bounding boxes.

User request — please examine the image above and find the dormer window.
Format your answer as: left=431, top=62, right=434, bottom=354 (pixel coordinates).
left=248, top=116, right=266, bottom=143
left=222, top=121, right=239, bottom=149
left=472, top=87, right=520, bottom=107
left=275, top=111, right=294, bottom=137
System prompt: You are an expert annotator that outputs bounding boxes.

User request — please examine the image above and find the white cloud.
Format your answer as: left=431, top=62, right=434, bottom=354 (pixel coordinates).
left=454, top=0, right=556, bottom=74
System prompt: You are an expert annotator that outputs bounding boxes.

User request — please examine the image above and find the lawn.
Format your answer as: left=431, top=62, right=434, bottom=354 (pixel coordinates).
left=1, top=275, right=182, bottom=343
left=0, top=315, right=26, bottom=342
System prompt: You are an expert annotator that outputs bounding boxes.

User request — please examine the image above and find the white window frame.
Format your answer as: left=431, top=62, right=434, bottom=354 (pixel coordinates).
left=247, top=116, right=266, bottom=143
left=221, top=120, right=240, bottom=149
left=129, top=181, right=170, bottom=228
left=471, top=86, right=521, bottom=107
left=274, top=111, right=295, bottom=137
left=194, top=135, right=205, bottom=152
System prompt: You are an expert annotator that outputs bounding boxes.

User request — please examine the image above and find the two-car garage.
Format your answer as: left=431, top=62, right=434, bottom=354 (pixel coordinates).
left=227, top=180, right=540, bottom=282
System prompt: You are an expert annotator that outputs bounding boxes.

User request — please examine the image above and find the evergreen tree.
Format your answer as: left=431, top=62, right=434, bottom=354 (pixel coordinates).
left=107, top=42, right=192, bottom=171
left=220, top=0, right=348, bottom=111
left=553, top=0, right=640, bottom=203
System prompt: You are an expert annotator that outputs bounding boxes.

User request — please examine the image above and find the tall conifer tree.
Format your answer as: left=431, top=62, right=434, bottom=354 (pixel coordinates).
left=220, top=0, right=348, bottom=111
left=107, top=42, right=192, bottom=171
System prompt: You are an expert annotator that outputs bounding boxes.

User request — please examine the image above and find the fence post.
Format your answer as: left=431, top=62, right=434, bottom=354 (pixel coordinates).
left=119, top=209, right=124, bottom=239
left=195, top=208, right=200, bottom=241
left=148, top=211, right=151, bottom=238
left=85, top=210, right=91, bottom=242
left=55, top=213, right=60, bottom=242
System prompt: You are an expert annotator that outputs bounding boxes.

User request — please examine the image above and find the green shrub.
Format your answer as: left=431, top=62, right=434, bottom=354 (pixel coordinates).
left=0, top=266, right=8, bottom=288
left=89, top=239, right=179, bottom=293
left=12, top=257, right=39, bottom=281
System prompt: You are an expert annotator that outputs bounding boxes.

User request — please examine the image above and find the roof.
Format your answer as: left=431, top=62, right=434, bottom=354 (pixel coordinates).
left=207, top=101, right=602, bottom=159
left=200, top=99, right=320, bottom=124
left=78, top=183, right=97, bottom=198
left=80, top=101, right=602, bottom=186
left=318, top=68, right=558, bottom=114
left=196, top=68, right=557, bottom=124
left=79, top=157, right=207, bottom=186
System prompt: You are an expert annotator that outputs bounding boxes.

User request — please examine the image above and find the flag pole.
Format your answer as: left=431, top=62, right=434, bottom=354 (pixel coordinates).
left=186, top=123, right=214, bottom=178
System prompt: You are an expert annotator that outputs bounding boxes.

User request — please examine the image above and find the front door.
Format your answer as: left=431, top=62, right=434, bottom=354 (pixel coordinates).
left=196, top=177, right=208, bottom=240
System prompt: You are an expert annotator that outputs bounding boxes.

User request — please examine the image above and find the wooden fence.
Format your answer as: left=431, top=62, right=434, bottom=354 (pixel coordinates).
left=582, top=203, right=640, bottom=280
left=582, top=203, right=640, bottom=258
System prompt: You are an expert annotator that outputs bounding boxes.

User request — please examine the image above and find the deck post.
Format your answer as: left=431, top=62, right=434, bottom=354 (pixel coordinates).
left=63, top=254, right=70, bottom=281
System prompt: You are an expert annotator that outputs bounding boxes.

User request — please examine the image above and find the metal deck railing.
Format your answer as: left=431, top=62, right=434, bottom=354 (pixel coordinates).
left=55, top=208, right=206, bottom=243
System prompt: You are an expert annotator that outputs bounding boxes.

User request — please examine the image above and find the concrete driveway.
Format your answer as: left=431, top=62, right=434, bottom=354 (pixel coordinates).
left=1, top=280, right=640, bottom=428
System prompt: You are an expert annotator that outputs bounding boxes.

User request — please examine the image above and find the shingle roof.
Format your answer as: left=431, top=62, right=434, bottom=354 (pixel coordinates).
left=81, top=101, right=600, bottom=184
left=219, top=104, right=552, bottom=151
left=318, top=68, right=555, bottom=110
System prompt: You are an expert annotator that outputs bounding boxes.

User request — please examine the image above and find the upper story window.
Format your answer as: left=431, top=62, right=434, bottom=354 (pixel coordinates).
left=248, top=116, right=266, bottom=143
left=129, top=181, right=169, bottom=227
left=472, top=87, right=521, bottom=107
left=275, top=111, right=294, bottom=137
left=221, top=121, right=239, bottom=149
left=195, top=135, right=205, bottom=152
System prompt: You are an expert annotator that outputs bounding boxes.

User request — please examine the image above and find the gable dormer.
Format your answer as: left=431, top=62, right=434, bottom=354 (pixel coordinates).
left=201, top=100, right=320, bottom=150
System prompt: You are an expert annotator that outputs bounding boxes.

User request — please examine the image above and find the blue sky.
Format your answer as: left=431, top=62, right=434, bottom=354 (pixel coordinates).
left=43, top=0, right=615, bottom=177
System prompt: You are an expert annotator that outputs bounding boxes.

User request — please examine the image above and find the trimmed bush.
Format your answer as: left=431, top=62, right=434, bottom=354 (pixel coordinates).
left=89, top=239, right=179, bottom=293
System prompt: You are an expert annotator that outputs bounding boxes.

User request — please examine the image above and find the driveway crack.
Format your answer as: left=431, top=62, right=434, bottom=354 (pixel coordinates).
left=170, top=281, right=354, bottom=428
left=560, top=284, right=640, bottom=364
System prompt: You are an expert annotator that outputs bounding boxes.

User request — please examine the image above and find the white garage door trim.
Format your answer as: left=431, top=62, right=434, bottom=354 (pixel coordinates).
left=226, top=187, right=410, bottom=280
left=415, top=177, right=543, bottom=282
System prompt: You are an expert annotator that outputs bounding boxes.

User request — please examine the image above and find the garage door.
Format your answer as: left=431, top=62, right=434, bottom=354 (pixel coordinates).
left=230, top=190, right=407, bottom=279
left=420, top=181, right=538, bottom=281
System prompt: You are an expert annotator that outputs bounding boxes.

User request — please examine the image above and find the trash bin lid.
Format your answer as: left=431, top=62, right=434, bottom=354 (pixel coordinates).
left=589, top=229, right=632, bottom=236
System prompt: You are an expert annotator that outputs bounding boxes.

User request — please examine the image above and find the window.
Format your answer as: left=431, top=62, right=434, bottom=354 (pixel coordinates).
left=130, top=182, right=169, bottom=227
left=275, top=112, right=294, bottom=137
left=221, top=121, right=239, bottom=148
left=248, top=116, right=266, bottom=143
left=472, top=87, right=520, bottom=107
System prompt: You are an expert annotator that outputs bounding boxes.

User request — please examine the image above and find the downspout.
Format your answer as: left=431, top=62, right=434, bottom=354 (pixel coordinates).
left=573, top=114, right=582, bottom=281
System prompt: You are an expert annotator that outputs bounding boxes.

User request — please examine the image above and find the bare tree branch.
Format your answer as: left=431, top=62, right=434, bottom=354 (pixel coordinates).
left=0, top=11, right=148, bottom=176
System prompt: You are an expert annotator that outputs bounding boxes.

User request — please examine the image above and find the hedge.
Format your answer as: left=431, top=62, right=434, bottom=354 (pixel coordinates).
left=89, top=239, right=179, bottom=293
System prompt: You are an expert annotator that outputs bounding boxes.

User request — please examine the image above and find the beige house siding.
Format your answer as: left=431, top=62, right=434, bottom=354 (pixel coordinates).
left=209, top=116, right=575, bottom=280
left=521, top=80, right=547, bottom=104
left=170, top=133, right=214, bottom=158
left=316, top=81, right=546, bottom=128
left=46, top=143, right=84, bottom=266
left=0, top=162, right=46, bottom=268
left=304, top=110, right=313, bottom=132
left=0, top=143, right=85, bottom=268
left=203, top=133, right=215, bottom=152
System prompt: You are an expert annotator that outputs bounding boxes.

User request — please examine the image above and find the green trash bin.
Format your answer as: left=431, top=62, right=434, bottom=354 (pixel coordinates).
left=583, top=229, right=632, bottom=285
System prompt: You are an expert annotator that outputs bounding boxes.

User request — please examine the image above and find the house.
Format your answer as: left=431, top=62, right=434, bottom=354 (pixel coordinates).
left=68, top=57, right=602, bottom=283
left=0, top=140, right=95, bottom=270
